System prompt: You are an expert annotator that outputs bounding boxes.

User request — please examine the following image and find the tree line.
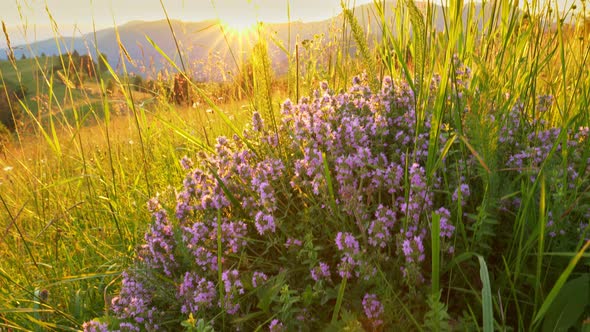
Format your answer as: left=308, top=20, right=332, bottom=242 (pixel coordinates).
left=0, top=51, right=110, bottom=131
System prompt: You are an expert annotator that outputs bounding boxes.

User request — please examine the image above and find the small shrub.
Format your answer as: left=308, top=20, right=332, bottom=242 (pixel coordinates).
left=84, top=72, right=590, bottom=331
left=0, top=85, right=23, bottom=131
left=0, top=122, right=11, bottom=155
left=85, top=75, right=460, bottom=331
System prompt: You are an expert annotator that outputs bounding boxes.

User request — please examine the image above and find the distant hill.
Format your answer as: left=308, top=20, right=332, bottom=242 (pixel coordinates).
left=0, top=1, right=516, bottom=80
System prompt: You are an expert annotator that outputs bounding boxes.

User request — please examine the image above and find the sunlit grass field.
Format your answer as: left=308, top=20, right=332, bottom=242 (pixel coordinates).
left=1, top=0, right=589, bottom=331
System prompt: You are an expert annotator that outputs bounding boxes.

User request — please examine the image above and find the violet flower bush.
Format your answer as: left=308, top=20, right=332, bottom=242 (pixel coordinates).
left=84, top=70, right=590, bottom=330
left=497, top=97, right=590, bottom=245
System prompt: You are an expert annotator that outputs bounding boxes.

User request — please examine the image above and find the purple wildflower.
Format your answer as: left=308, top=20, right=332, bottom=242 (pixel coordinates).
left=222, top=269, right=244, bottom=295
left=111, top=271, right=161, bottom=331
left=220, top=269, right=244, bottom=315
left=401, top=235, right=425, bottom=263
left=180, top=156, right=194, bottom=170
left=368, top=204, right=396, bottom=248
left=362, top=293, right=384, bottom=327
left=82, top=321, right=109, bottom=332
left=252, top=271, right=268, bottom=288
left=220, top=220, right=248, bottom=253
left=382, top=75, right=393, bottom=93
left=183, top=222, right=217, bottom=271
left=143, top=197, right=177, bottom=276
left=285, top=238, right=302, bottom=249
left=335, top=232, right=360, bottom=254
left=436, top=207, right=454, bottom=238
left=269, top=319, right=284, bottom=332
left=254, top=211, right=276, bottom=235
left=252, top=111, right=264, bottom=132
left=452, top=183, right=470, bottom=205
left=311, top=262, right=331, bottom=282
left=178, top=272, right=216, bottom=314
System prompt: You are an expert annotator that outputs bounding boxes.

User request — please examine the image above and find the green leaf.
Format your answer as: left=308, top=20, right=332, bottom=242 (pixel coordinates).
left=302, top=284, right=314, bottom=307
left=478, top=255, right=494, bottom=332
left=331, top=278, right=347, bottom=324
left=533, top=241, right=590, bottom=327
left=542, top=274, right=590, bottom=332
left=230, top=311, right=265, bottom=325
left=256, top=274, right=285, bottom=313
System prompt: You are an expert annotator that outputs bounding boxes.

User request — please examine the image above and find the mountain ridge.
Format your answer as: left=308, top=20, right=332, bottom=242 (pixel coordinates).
left=1, top=1, right=524, bottom=78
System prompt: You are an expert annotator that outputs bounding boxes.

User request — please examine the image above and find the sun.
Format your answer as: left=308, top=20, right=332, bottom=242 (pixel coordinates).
left=220, top=16, right=258, bottom=35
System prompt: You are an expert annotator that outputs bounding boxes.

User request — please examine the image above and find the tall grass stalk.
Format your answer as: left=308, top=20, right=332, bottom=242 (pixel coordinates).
left=534, top=174, right=546, bottom=315
left=342, top=6, right=379, bottom=91
left=431, top=212, right=441, bottom=297
left=112, top=23, right=152, bottom=196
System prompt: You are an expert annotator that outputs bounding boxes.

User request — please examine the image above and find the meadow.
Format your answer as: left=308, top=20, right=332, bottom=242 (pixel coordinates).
left=0, top=0, right=589, bottom=331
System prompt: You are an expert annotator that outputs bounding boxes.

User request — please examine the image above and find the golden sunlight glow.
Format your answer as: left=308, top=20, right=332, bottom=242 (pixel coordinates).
left=220, top=17, right=258, bottom=35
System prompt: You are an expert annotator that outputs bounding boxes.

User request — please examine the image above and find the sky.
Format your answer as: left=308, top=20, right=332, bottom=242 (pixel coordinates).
left=0, top=0, right=579, bottom=47
left=0, top=0, right=376, bottom=47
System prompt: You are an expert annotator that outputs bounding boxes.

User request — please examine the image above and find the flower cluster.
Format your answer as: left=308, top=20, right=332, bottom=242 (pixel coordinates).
left=362, top=293, right=384, bottom=328
left=143, top=197, right=177, bottom=276
left=335, top=232, right=362, bottom=279
left=81, top=321, right=108, bottom=332
left=268, top=319, right=284, bottom=332
left=85, top=75, right=475, bottom=331
left=497, top=97, right=590, bottom=241
left=221, top=269, right=244, bottom=314
left=110, top=271, right=163, bottom=331
left=77, top=44, right=590, bottom=329
left=251, top=271, right=268, bottom=288
left=368, top=204, right=396, bottom=248
left=310, top=262, right=331, bottom=282
left=178, top=272, right=216, bottom=314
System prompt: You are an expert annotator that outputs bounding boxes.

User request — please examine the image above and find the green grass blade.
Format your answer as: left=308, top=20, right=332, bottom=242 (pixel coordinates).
left=331, top=277, right=347, bottom=324
left=145, top=35, right=259, bottom=155
left=428, top=133, right=457, bottom=179
left=152, top=113, right=214, bottom=153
